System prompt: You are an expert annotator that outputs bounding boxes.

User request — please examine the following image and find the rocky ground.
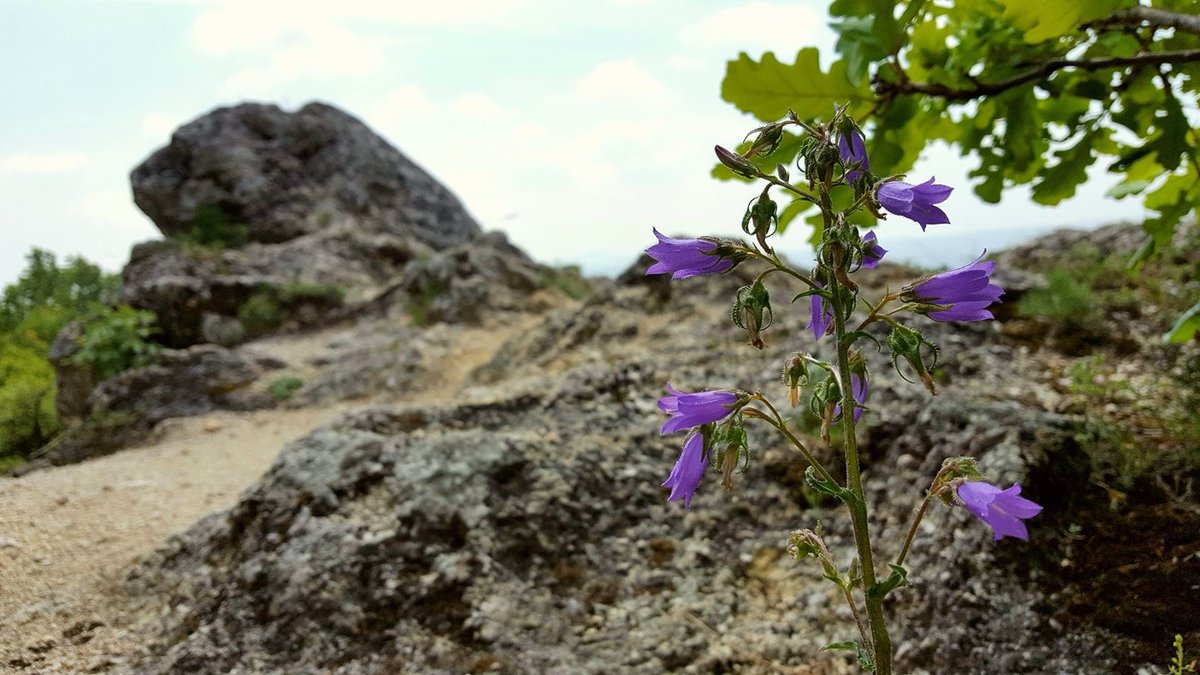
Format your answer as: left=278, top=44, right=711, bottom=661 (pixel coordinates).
left=2, top=102, right=1196, bottom=674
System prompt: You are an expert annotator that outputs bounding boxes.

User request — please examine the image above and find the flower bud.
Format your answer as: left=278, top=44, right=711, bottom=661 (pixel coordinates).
left=715, top=145, right=759, bottom=179
left=781, top=353, right=809, bottom=408
left=931, top=456, right=981, bottom=504
left=745, top=123, right=785, bottom=158
left=741, top=189, right=779, bottom=253
left=886, top=324, right=939, bottom=395
left=730, top=279, right=773, bottom=350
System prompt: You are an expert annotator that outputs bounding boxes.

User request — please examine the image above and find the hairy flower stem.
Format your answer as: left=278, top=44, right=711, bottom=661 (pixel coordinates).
left=895, top=494, right=933, bottom=568
left=830, top=241, right=894, bottom=674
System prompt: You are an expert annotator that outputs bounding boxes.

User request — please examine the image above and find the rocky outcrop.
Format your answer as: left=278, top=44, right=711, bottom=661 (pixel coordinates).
left=119, top=102, right=549, bottom=348
left=130, top=102, right=479, bottom=249
left=30, top=345, right=269, bottom=469
left=126, top=245, right=1142, bottom=674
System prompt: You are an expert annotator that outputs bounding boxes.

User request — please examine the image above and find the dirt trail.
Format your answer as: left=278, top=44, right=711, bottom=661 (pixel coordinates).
left=0, top=313, right=548, bottom=673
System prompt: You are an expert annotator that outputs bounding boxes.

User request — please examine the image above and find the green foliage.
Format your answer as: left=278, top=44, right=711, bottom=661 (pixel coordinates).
left=1019, top=268, right=1099, bottom=329
left=0, top=248, right=119, bottom=334
left=238, top=292, right=284, bottom=334
left=0, top=249, right=128, bottom=461
left=1170, top=634, right=1197, bottom=675
left=267, top=376, right=304, bottom=401
left=0, top=341, right=60, bottom=457
left=180, top=204, right=249, bottom=250
left=237, top=283, right=344, bottom=337
left=1165, top=300, right=1200, bottom=344
left=73, top=306, right=160, bottom=380
left=405, top=279, right=447, bottom=327
left=542, top=265, right=592, bottom=300
left=716, top=0, right=1200, bottom=261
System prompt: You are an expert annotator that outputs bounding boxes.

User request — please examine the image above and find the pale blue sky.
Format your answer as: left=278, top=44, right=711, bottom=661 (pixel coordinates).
left=0, top=0, right=1143, bottom=285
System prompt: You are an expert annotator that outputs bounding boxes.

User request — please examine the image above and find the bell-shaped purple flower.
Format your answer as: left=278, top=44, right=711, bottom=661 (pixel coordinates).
left=833, top=373, right=868, bottom=423
left=645, top=228, right=735, bottom=279
left=862, top=230, right=887, bottom=269
left=908, top=252, right=1004, bottom=322
left=838, top=128, right=871, bottom=184
left=661, top=432, right=707, bottom=507
left=877, top=177, right=952, bottom=230
left=808, top=284, right=833, bottom=341
left=658, top=384, right=738, bottom=435
left=957, top=480, right=1043, bottom=541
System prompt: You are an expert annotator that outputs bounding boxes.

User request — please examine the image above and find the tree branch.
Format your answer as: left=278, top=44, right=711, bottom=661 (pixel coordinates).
left=875, top=49, right=1200, bottom=102
left=1085, top=6, right=1200, bottom=37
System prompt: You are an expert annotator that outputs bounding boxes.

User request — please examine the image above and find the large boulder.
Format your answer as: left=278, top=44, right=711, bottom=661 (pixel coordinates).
left=117, top=102, right=549, bottom=348
left=130, top=102, right=480, bottom=249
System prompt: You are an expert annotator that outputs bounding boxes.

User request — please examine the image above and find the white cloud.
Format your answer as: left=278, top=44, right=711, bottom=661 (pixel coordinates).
left=574, top=60, right=672, bottom=106
left=678, top=2, right=825, bottom=57
left=219, top=24, right=389, bottom=96
left=0, top=152, right=90, bottom=175
left=141, top=112, right=188, bottom=140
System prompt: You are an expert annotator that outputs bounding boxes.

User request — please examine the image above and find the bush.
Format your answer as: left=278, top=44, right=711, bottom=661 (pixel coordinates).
left=268, top=376, right=304, bottom=401
left=184, top=204, right=249, bottom=250
left=73, top=306, right=160, bottom=380
left=238, top=292, right=284, bottom=334
left=0, top=342, right=60, bottom=457
left=1020, top=268, right=1098, bottom=328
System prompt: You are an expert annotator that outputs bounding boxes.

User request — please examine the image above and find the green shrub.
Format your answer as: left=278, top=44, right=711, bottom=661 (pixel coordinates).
left=0, top=341, right=60, bottom=456
left=1020, top=268, right=1098, bottom=329
left=268, top=376, right=304, bottom=401
left=405, top=279, right=446, bottom=327
left=238, top=292, right=283, bottom=334
left=278, top=282, right=345, bottom=304
left=0, top=248, right=118, bottom=333
left=542, top=265, right=592, bottom=300
left=182, top=204, right=249, bottom=250
left=73, top=306, right=160, bottom=380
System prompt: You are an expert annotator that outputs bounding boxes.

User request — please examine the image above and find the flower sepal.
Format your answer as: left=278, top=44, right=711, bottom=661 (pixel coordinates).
left=886, top=323, right=940, bottom=395
left=731, top=278, right=773, bottom=350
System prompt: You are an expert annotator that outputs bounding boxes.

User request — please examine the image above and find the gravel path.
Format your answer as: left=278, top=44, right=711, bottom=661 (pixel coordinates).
left=0, top=407, right=347, bottom=673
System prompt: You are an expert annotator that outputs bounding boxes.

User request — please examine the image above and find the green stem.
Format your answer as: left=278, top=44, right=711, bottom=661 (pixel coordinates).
left=894, top=494, right=933, bottom=568
left=753, top=396, right=839, bottom=487
left=830, top=251, right=894, bottom=674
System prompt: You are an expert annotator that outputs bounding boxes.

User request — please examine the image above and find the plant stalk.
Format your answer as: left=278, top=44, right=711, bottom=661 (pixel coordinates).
left=830, top=249, right=894, bottom=674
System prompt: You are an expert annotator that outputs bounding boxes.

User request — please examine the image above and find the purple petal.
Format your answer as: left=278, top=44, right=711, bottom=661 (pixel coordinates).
left=662, top=432, right=707, bottom=508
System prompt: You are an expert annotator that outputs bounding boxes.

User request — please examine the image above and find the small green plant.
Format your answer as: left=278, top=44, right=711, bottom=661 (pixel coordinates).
left=182, top=204, right=249, bottom=250
left=278, top=282, right=345, bottom=304
left=268, top=376, right=304, bottom=401
left=542, top=266, right=592, bottom=300
left=405, top=279, right=446, bottom=327
left=238, top=292, right=284, bottom=334
left=1019, top=268, right=1099, bottom=330
left=73, top=306, right=160, bottom=380
left=1170, top=634, right=1196, bottom=675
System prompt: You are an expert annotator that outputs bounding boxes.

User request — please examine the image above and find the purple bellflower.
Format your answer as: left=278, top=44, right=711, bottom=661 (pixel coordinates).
left=661, top=432, right=707, bottom=507
left=957, top=480, right=1043, bottom=541
left=908, top=253, right=1004, bottom=322
left=808, top=284, right=833, bottom=341
left=862, top=231, right=887, bottom=269
left=838, top=128, right=871, bottom=184
left=658, top=384, right=738, bottom=435
left=877, top=177, right=952, bottom=229
left=833, top=373, right=868, bottom=423
left=645, top=228, right=735, bottom=279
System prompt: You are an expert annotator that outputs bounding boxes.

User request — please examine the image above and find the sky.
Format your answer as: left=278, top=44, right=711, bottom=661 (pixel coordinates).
left=0, top=0, right=1145, bottom=286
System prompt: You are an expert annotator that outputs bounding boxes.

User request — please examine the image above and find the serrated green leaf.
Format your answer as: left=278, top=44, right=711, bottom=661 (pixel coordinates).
left=721, top=48, right=872, bottom=122
left=823, top=641, right=860, bottom=653
left=996, top=0, right=1130, bottom=43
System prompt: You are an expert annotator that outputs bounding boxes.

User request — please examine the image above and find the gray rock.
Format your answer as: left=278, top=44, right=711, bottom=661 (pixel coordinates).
left=130, top=102, right=480, bottom=249
left=47, top=319, right=95, bottom=425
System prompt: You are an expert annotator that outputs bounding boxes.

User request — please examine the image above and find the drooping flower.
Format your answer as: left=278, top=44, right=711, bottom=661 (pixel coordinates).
left=658, top=384, right=738, bottom=435
left=838, top=128, right=871, bottom=184
left=907, top=252, right=1004, bottom=322
left=956, top=480, right=1043, bottom=541
left=862, top=230, right=887, bottom=269
left=877, top=177, right=952, bottom=229
left=645, top=228, right=736, bottom=279
left=662, top=432, right=707, bottom=507
left=808, top=284, right=833, bottom=341
left=833, top=373, right=868, bottom=423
